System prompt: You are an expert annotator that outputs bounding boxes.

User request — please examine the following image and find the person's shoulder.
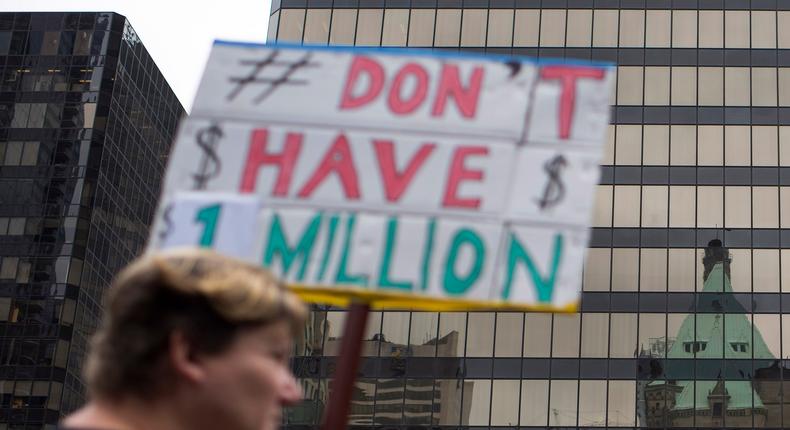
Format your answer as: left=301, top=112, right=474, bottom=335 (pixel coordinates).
left=56, top=427, right=116, bottom=430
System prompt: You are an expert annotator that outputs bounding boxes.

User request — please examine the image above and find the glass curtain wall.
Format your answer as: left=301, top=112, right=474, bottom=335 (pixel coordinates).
left=271, top=3, right=790, bottom=428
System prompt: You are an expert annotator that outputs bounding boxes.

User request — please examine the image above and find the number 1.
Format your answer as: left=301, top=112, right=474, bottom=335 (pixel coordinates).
left=195, top=204, right=221, bottom=247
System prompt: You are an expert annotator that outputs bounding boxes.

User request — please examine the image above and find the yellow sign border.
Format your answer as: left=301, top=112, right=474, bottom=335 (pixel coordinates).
left=288, top=284, right=578, bottom=313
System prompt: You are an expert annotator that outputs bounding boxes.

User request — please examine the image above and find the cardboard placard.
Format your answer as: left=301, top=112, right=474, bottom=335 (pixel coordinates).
left=148, top=42, right=614, bottom=311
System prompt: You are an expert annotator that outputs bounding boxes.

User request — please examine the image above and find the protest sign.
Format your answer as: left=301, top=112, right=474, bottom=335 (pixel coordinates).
left=148, top=42, right=614, bottom=312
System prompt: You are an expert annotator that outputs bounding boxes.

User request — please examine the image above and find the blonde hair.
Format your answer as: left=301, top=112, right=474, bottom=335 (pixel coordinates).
left=85, top=248, right=306, bottom=399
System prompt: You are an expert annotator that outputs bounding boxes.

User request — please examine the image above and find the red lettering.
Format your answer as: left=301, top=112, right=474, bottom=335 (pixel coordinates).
left=540, top=66, right=606, bottom=139
left=339, top=57, right=385, bottom=110
left=240, top=129, right=302, bottom=195
left=431, top=65, right=484, bottom=119
left=373, top=141, right=435, bottom=202
left=387, top=63, right=429, bottom=115
left=298, top=134, right=360, bottom=199
left=442, top=146, right=488, bottom=209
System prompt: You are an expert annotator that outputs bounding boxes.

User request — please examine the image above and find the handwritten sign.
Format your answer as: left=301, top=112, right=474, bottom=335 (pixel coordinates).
left=148, top=42, right=614, bottom=311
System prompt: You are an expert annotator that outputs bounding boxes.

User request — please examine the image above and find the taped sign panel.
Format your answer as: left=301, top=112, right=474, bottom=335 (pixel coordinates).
left=193, top=42, right=538, bottom=140
left=149, top=42, right=614, bottom=311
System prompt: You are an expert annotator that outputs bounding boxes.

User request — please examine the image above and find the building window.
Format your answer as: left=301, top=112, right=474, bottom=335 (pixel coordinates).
left=407, top=10, right=434, bottom=47
left=683, top=341, right=707, bottom=353
left=434, top=9, right=460, bottom=47
left=381, top=9, right=408, bottom=46
left=303, top=9, right=330, bottom=45
left=565, top=9, right=591, bottom=47
left=329, top=10, right=357, bottom=45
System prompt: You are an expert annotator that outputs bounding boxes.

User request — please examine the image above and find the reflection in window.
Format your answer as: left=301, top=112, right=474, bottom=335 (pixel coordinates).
left=460, top=10, right=486, bottom=47
left=403, top=378, right=434, bottom=425
left=612, top=248, right=638, bottom=291
left=645, top=10, right=670, bottom=47
left=609, top=381, right=636, bottom=426
left=347, top=378, right=376, bottom=425
left=583, top=247, right=610, bottom=290
left=698, top=125, right=723, bottom=165
left=592, top=9, right=618, bottom=47
left=552, top=314, right=579, bottom=357
left=610, top=313, right=637, bottom=358
left=638, top=313, right=667, bottom=358
left=513, top=10, right=539, bottom=47
left=381, top=311, right=409, bottom=348
left=539, top=9, right=565, bottom=47
left=494, top=313, right=521, bottom=357
left=523, top=313, right=551, bottom=357
left=753, top=127, right=778, bottom=166
left=381, top=9, right=408, bottom=46
left=374, top=379, right=404, bottom=425
left=566, top=9, right=591, bottom=47
left=464, top=379, right=491, bottom=425
left=278, top=9, right=306, bottom=42
left=578, top=380, right=606, bottom=426
left=670, top=125, right=695, bottom=165
left=752, top=68, right=777, bottom=106
left=407, top=10, right=434, bottom=47
left=329, top=10, right=356, bottom=45
left=486, top=10, right=512, bottom=47
left=437, top=312, right=465, bottom=357
left=490, top=380, right=519, bottom=425
left=724, top=125, right=750, bottom=166
left=520, top=380, right=548, bottom=426
left=434, top=9, right=460, bottom=47
left=670, top=10, right=695, bottom=48
left=549, top=380, right=578, bottom=426
left=409, top=312, right=438, bottom=357
left=699, top=10, right=723, bottom=48
left=581, top=313, right=608, bottom=358
left=642, top=242, right=786, bottom=427
left=435, top=379, right=463, bottom=425
left=267, top=12, right=279, bottom=43
left=466, top=313, right=493, bottom=357
left=683, top=341, right=707, bottom=353
left=725, top=10, right=750, bottom=49
left=303, top=9, right=330, bottom=45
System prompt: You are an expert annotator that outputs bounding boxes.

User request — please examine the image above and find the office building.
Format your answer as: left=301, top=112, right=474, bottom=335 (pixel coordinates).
left=271, top=3, right=790, bottom=428
left=0, top=12, right=184, bottom=427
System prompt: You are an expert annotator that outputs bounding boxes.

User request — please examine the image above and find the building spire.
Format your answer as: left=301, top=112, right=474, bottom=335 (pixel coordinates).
left=702, top=238, right=731, bottom=282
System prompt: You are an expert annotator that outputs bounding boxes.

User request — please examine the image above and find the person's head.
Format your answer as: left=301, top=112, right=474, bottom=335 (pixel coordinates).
left=84, top=248, right=307, bottom=430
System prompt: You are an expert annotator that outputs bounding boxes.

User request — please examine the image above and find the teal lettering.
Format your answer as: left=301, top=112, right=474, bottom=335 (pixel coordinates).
left=377, top=217, right=412, bottom=290
left=194, top=204, right=221, bottom=247
left=316, top=214, right=339, bottom=282
left=420, top=219, right=436, bottom=290
left=263, top=213, right=322, bottom=281
left=442, top=229, right=485, bottom=295
left=335, top=214, right=368, bottom=285
left=501, top=233, right=563, bottom=302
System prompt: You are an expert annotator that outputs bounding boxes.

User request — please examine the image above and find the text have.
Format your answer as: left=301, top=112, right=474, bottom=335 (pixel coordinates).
left=239, top=128, right=492, bottom=210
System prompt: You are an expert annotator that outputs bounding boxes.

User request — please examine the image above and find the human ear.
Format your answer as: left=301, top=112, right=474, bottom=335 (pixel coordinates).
left=168, top=330, right=206, bottom=384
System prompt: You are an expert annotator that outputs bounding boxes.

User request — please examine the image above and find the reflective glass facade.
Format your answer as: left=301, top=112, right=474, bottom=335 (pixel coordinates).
left=271, top=1, right=790, bottom=429
left=0, top=12, right=184, bottom=428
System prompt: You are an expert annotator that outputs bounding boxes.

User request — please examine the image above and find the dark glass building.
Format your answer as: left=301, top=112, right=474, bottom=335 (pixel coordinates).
left=0, top=12, right=184, bottom=428
left=269, top=2, right=790, bottom=429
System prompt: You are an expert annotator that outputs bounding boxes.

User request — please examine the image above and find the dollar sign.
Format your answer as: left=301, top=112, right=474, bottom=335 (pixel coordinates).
left=536, top=155, right=567, bottom=210
left=192, top=124, right=223, bottom=190
left=158, top=203, right=174, bottom=242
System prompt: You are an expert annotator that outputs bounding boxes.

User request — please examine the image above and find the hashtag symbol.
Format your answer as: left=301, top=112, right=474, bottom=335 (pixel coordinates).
left=226, top=50, right=319, bottom=104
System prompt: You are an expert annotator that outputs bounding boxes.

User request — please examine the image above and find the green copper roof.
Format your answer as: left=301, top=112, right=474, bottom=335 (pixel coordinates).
left=666, top=263, right=774, bottom=361
left=673, top=380, right=765, bottom=411
left=658, top=263, right=773, bottom=412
